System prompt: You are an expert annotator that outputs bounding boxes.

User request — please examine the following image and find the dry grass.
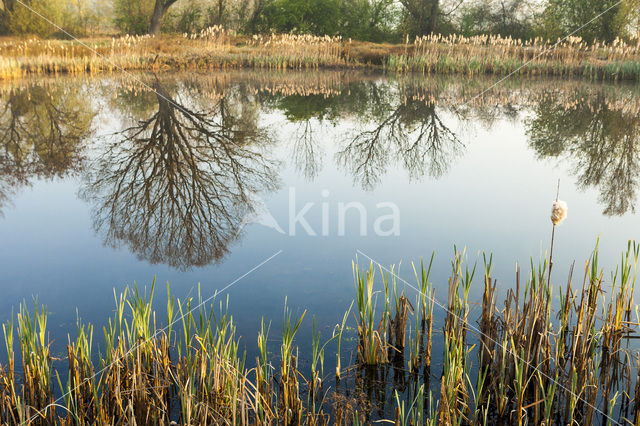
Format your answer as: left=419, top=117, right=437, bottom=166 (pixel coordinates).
left=388, top=33, right=640, bottom=81
left=0, top=34, right=157, bottom=78
left=0, top=32, right=348, bottom=80
left=1, top=32, right=639, bottom=80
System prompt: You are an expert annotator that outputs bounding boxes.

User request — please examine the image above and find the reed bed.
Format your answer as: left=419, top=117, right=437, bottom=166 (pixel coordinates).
left=183, top=25, right=231, bottom=47
left=2, top=242, right=640, bottom=424
left=387, top=33, right=640, bottom=81
left=0, top=33, right=347, bottom=80
left=0, top=35, right=157, bottom=78
left=2, top=32, right=640, bottom=80
left=244, top=34, right=346, bottom=70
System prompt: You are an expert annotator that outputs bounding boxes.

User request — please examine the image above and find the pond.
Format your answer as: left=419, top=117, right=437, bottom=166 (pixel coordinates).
left=1, top=70, right=640, bottom=420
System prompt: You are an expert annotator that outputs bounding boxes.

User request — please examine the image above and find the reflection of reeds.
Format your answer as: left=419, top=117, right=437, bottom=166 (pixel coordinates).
left=1, top=242, right=640, bottom=424
left=4, top=70, right=640, bottom=115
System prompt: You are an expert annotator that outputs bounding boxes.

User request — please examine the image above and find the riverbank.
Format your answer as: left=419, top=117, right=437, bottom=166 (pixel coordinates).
left=1, top=32, right=640, bottom=81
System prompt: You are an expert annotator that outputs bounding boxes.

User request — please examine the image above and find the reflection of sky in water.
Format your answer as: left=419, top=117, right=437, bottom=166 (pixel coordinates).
left=0, top=73, right=639, bottom=370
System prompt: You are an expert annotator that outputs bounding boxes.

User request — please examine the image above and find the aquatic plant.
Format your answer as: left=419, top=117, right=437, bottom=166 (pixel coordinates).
left=1, top=32, right=639, bottom=80
left=387, top=33, right=640, bottom=81
left=551, top=200, right=568, bottom=225
left=1, top=241, right=640, bottom=423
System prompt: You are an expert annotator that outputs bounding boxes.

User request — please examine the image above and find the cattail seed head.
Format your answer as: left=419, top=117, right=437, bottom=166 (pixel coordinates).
left=551, top=200, right=568, bottom=226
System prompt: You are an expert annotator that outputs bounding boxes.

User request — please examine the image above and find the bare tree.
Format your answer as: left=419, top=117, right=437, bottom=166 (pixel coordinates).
left=292, top=120, right=323, bottom=180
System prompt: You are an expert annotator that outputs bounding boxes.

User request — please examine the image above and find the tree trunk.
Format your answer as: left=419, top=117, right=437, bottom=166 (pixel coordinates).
left=149, top=1, right=166, bottom=35
left=402, top=0, right=439, bottom=35
left=427, top=0, right=439, bottom=34
left=149, top=0, right=179, bottom=35
left=247, top=0, right=265, bottom=33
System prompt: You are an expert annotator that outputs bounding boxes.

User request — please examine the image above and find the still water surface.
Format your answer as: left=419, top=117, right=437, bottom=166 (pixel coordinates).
left=1, top=71, right=639, bottom=373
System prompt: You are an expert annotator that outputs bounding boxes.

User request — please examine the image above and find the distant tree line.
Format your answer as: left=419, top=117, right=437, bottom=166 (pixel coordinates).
left=0, top=0, right=638, bottom=43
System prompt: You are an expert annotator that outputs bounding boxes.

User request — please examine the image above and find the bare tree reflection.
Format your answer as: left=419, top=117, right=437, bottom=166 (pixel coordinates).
left=82, top=80, right=278, bottom=269
left=527, top=93, right=640, bottom=216
left=0, top=85, right=93, bottom=214
left=337, top=87, right=463, bottom=190
left=264, top=93, right=342, bottom=181
left=292, top=120, right=323, bottom=180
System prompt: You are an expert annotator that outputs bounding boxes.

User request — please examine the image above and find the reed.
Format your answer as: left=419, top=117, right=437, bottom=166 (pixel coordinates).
left=437, top=248, right=474, bottom=424
left=1, top=32, right=639, bottom=80
left=394, top=384, right=425, bottom=426
left=279, top=298, right=305, bottom=424
left=1, top=241, right=640, bottom=424
left=333, top=303, right=351, bottom=383
left=387, top=33, right=640, bottom=81
left=353, top=261, right=388, bottom=365
left=0, top=33, right=346, bottom=80
left=349, top=241, right=640, bottom=424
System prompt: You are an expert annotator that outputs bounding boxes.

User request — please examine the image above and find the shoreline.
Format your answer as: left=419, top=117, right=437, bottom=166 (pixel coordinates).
left=1, top=34, right=640, bottom=81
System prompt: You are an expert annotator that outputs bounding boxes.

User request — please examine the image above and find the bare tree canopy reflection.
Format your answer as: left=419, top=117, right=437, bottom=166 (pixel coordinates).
left=527, top=92, right=640, bottom=216
left=264, top=92, right=347, bottom=181
left=292, top=120, right=323, bottom=180
left=0, top=84, right=93, bottom=214
left=337, top=84, right=463, bottom=190
left=82, top=79, right=278, bottom=270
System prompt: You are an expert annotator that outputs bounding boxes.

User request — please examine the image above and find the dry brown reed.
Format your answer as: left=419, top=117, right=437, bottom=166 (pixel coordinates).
left=1, top=32, right=639, bottom=80
left=0, top=33, right=346, bottom=80
left=388, top=33, right=640, bottom=81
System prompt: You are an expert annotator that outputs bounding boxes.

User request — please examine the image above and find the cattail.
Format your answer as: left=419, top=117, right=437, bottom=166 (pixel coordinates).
left=551, top=200, right=568, bottom=226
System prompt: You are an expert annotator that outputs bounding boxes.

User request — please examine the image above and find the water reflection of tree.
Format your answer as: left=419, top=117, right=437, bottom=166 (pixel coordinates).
left=82, top=80, right=278, bottom=269
left=527, top=93, right=640, bottom=216
left=337, top=85, right=463, bottom=190
left=0, top=85, right=93, bottom=214
left=292, top=120, right=322, bottom=180
left=266, top=93, right=345, bottom=181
